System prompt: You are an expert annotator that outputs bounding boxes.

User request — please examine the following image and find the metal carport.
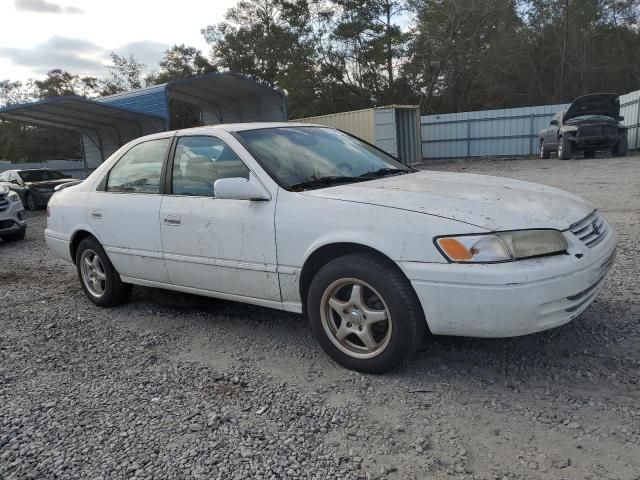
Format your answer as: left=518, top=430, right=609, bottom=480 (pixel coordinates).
left=0, top=73, right=288, bottom=176
left=0, top=96, right=165, bottom=176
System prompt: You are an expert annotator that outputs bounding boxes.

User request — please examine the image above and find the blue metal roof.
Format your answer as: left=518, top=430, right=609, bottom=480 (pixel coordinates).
left=97, top=83, right=170, bottom=123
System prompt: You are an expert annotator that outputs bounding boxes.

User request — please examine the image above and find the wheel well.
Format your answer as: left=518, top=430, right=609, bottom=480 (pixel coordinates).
left=69, top=230, right=94, bottom=264
left=299, top=243, right=410, bottom=308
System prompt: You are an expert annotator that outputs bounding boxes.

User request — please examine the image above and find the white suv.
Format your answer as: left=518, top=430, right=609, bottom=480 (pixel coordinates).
left=0, top=185, right=27, bottom=241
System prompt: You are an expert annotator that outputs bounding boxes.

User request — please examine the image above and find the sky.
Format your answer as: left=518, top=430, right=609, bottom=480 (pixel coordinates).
left=0, top=0, right=237, bottom=81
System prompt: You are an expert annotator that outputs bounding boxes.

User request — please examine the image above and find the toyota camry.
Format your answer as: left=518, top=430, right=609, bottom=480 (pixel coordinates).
left=45, top=123, right=617, bottom=373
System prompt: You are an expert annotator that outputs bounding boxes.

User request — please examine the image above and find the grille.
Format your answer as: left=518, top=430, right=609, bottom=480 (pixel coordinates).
left=578, top=124, right=617, bottom=137
left=0, top=197, right=8, bottom=212
left=570, top=211, right=609, bottom=248
left=0, top=219, right=15, bottom=229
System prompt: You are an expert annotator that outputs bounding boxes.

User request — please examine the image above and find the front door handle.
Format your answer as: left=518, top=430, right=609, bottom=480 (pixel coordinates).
left=90, top=209, right=102, bottom=219
left=163, top=215, right=181, bottom=226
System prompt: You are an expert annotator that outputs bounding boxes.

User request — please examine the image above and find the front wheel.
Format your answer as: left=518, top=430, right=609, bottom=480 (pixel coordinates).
left=307, top=253, right=426, bottom=373
left=613, top=136, right=628, bottom=157
left=76, top=236, right=132, bottom=307
left=558, top=137, right=572, bottom=160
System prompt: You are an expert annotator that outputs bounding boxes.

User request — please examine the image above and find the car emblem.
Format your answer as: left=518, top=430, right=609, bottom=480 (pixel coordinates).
left=592, top=222, right=600, bottom=236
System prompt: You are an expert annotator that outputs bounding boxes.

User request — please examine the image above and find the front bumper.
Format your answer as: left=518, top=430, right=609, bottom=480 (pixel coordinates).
left=401, top=226, right=617, bottom=337
left=572, top=135, right=618, bottom=149
left=0, top=200, right=27, bottom=235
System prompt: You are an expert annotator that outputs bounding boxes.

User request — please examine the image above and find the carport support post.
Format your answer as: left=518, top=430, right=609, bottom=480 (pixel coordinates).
left=529, top=113, right=534, bottom=155
left=466, top=118, right=471, bottom=158
left=79, top=134, right=89, bottom=179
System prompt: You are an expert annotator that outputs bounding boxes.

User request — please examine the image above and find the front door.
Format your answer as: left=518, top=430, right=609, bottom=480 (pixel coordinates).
left=159, top=134, right=280, bottom=301
left=86, top=137, right=172, bottom=283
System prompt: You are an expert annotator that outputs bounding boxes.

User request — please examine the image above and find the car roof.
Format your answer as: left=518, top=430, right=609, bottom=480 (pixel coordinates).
left=174, top=122, right=325, bottom=135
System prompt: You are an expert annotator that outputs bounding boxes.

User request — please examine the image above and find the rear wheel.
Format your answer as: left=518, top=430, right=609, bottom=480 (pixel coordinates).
left=613, top=136, right=628, bottom=157
left=558, top=137, right=572, bottom=160
left=307, top=252, right=425, bottom=373
left=539, top=140, right=550, bottom=159
left=76, top=236, right=132, bottom=307
left=1, top=226, right=26, bottom=242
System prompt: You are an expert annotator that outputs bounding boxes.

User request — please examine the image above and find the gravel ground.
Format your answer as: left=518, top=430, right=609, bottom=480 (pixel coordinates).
left=1, top=154, right=639, bottom=480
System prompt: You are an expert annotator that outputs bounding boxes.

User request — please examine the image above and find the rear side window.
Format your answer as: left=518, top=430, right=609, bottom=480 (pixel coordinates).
left=171, top=136, right=249, bottom=196
left=106, top=138, right=170, bottom=194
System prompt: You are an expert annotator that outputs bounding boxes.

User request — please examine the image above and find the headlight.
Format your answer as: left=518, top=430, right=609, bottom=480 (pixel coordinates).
left=436, top=230, right=568, bottom=263
left=7, top=191, right=21, bottom=203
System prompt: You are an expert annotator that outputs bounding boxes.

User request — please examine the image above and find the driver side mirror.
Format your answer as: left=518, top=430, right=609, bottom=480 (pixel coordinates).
left=550, top=119, right=558, bottom=126
left=619, top=115, right=624, bottom=122
left=214, top=177, right=270, bottom=201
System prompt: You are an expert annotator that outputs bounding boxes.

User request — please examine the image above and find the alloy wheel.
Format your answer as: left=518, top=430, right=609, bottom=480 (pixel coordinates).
left=320, top=278, right=392, bottom=359
left=80, top=249, right=107, bottom=298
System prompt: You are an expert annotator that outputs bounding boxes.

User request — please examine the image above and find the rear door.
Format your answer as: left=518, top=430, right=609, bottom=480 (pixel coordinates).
left=159, top=133, right=280, bottom=301
left=86, top=136, right=172, bottom=283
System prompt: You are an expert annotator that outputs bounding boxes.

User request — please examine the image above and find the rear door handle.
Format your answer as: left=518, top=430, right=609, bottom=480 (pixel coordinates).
left=163, top=215, right=181, bottom=226
left=90, top=209, right=102, bottom=219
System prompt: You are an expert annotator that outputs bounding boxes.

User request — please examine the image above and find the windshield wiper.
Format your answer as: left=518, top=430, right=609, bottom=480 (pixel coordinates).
left=288, top=176, right=365, bottom=191
left=357, top=167, right=411, bottom=178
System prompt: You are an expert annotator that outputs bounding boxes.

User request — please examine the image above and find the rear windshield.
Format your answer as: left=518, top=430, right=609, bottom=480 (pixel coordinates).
left=18, top=170, right=68, bottom=182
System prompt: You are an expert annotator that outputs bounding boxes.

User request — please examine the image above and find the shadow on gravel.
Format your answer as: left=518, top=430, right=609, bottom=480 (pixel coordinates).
left=125, top=283, right=633, bottom=390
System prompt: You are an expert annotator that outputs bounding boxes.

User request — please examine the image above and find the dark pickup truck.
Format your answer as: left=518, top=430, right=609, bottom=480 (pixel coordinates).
left=538, top=93, right=628, bottom=160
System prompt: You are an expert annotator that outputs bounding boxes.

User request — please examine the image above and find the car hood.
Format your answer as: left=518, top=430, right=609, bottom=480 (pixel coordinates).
left=302, top=171, right=594, bottom=231
left=0, top=185, right=8, bottom=196
left=25, top=178, right=73, bottom=189
left=564, top=93, right=619, bottom=122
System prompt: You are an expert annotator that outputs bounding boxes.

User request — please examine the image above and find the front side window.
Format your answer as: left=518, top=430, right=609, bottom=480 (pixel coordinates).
left=171, top=136, right=249, bottom=196
left=236, top=127, right=410, bottom=190
left=106, top=138, right=170, bottom=194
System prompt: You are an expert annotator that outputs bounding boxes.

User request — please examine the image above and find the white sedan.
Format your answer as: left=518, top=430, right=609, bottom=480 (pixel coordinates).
left=45, top=123, right=617, bottom=372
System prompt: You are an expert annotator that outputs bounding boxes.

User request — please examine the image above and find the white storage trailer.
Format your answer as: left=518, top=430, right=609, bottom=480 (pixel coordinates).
left=294, top=105, right=422, bottom=164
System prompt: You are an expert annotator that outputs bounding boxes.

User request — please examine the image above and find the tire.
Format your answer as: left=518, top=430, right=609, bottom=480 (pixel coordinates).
left=558, top=136, right=572, bottom=160
left=306, top=252, right=426, bottom=373
left=583, top=150, right=596, bottom=158
left=1, top=226, right=26, bottom=242
left=613, top=136, right=628, bottom=157
left=539, top=140, right=550, bottom=159
left=24, top=192, right=37, bottom=211
left=75, top=236, right=132, bottom=307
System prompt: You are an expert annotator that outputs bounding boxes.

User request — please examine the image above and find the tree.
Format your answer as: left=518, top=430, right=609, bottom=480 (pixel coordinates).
left=405, top=0, right=526, bottom=113
left=327, top=0, right=411, bottom=105
left=0, top=80, right=37, bottom=107
left=101, top=53, right=147, bottom=95
left=147, top=44, right=217, bottom=84
left=202, top=0, right=321, bottom=117
left=521, top=0, right=640, bottom=103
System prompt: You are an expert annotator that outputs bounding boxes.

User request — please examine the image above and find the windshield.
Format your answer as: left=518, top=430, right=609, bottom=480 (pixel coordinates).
left=19, top=170, right=68, bottom=182
left=564, top=114, right=617, bottom=124
left=236, top=127, right=411, bottom=189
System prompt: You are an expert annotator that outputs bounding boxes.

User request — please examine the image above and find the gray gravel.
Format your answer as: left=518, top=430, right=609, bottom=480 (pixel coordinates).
left=1, top=154, right=639, bottom=479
